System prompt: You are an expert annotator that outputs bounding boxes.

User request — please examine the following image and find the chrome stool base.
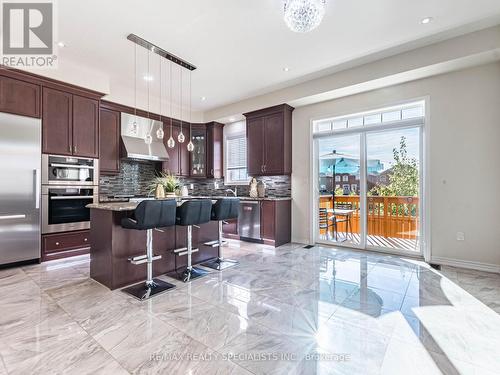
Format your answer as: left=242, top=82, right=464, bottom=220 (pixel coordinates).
left=178, top=266, right=209, bottom=282
left=122, top=278, right=176, bottom=301
left=202, top=257, right=238, bottom=271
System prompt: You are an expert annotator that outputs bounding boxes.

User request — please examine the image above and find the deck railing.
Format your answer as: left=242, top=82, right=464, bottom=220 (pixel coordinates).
left=319, top=195, right=419, bottom=239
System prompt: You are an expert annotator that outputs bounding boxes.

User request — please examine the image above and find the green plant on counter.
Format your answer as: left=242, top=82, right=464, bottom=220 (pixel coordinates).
left=149, top=172, right=180, bottom=194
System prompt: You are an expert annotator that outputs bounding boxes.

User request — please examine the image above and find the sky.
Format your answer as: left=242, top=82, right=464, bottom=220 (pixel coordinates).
left=318, top=127, right=420, bottom=172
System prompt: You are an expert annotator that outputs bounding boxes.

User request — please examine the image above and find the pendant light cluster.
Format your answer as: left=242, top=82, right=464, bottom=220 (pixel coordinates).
left=128, top=34, right=197, bottom=152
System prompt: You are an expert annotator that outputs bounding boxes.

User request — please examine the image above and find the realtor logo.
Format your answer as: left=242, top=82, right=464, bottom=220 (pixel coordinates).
left=2, top=1, right=57, bottom=68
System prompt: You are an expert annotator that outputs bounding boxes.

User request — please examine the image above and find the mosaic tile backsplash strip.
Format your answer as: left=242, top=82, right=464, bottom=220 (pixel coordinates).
left=100, top=160, right=291, bottom=198
left=99, top=160, right=157, bottom=196
left=184, top=175, right=291, bottom=198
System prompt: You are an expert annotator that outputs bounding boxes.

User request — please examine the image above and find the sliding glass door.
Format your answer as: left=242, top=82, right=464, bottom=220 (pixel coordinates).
left=317, top=134, right=361, bottom=246
left=366, top=128, right=421, bottom=252
left=313, top=102, right=424, bottom=255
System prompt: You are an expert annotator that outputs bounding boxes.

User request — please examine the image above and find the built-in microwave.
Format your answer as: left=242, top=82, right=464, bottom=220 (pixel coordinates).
left=42, top=154, right=98, bottom=186
left=41, top=185, right=98, bottom=234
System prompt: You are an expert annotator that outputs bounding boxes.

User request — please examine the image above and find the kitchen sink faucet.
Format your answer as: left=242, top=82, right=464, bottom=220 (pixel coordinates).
left=225, top=188, right=237, bottom=197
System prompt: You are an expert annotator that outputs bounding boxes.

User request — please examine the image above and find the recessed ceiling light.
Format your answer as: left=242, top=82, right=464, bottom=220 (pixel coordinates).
left=421, top=17, right=433, bottom=24
left=57, top=41, right=66, bottom=48
left=143, top=75, right=154, bottom=81
left=283, top=67, right=290, bottom=72
left=201, top=96, right=207, bottom=101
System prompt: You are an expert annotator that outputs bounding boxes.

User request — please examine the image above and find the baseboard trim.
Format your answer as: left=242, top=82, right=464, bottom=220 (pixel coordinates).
left=430, top=256, right=500, bottom=274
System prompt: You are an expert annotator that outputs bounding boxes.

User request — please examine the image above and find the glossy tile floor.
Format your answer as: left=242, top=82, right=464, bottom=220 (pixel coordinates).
left=1, top=241, right=499, bottom=374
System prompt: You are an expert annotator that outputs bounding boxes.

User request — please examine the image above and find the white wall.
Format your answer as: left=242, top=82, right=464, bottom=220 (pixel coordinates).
left=292, top=62, right=500, bottom=270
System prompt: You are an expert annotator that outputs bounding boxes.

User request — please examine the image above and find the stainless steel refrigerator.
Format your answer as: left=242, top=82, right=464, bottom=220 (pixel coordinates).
left=0, top=112, right=41, bottom=265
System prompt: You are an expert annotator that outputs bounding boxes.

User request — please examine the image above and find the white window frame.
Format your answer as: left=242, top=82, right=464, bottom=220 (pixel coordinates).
left=224, top=133, right=249, bottom=185
left=310, top=99, right=430, bottom=261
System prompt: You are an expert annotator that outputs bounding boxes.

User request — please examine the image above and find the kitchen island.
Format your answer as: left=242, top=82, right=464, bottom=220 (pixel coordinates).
left=87, top=200, right=219, bottom=290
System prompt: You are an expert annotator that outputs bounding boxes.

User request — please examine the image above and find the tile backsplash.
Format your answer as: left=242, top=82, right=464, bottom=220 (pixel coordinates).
left=184, top=175, right=291, bottom=198
left=99, top=160, right=157, bottom=196
left=100, top=160, right=291, bottom=198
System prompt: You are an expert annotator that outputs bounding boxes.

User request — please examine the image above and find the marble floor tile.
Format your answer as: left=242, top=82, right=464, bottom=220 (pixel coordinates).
left=346, top=286, right=405, bottom=312
left=219, top=323, right=313, bottom=375
left=0, top=241, right=499, bottom=374
left=108, top=315, right=214, bottom=374
left=23, top=262, right=89, bottom=290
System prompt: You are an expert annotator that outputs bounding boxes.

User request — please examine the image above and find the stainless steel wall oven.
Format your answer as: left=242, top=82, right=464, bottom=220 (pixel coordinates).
left=41, top=155, right=98, bottom=234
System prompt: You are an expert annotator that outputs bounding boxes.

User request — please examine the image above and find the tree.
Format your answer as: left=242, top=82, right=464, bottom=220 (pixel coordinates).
left=371, top=136, right=419, bottom=197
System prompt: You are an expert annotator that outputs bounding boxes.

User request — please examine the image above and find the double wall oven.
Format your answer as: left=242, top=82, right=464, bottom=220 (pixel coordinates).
left=41, top=155, right=99, bottom=234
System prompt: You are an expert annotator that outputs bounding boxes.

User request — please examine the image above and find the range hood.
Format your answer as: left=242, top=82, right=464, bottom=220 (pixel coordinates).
left=121, top=113, right=169, bottom=161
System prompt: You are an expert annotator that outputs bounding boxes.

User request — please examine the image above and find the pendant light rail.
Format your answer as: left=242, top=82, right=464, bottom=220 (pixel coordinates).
left=127, top=33, right=197, bottom=71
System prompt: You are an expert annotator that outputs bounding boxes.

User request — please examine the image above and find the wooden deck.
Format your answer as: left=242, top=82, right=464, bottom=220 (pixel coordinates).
left=318, top=232, right=419, bottom=252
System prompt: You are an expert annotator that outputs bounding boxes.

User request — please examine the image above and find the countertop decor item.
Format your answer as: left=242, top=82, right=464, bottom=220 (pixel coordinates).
left=154, top=184, right=165, bottom=199
left=180, top=185, right=189, bottom=197
left=249, top=177, right=258, bottom=198
left=257, top=180, right=266, bottom=198
left=149, top=172, right=179, bottom=197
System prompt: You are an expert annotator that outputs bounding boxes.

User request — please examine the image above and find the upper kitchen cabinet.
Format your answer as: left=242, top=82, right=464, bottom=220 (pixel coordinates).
left=99, top=107, right=120, bottom=174
left=42, top=87, right=73, bottom=155
left=0, top=75, right=40, bottom=118
left=73, top=95, right=99, bottom=158
left=190, top=124, right=207, bottom=178
left=206, top=122, right=224, bottom=179
left=244, top=104, right=293, bottom=176
left=162, top=121, right=190, bottom=177
left=42, top=87, right=99, bottom=158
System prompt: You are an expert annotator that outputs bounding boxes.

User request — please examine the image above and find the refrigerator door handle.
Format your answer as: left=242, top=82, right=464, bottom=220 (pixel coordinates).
left=0, top=214, right=27, bottom=220
left=35, top=169, right=41, bottom=209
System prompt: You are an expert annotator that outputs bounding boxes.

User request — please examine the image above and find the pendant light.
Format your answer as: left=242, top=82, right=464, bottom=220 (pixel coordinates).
left=187, top=69, right=194, bottom=152
left=166, top=60, right=175, bottom=148
left=132, top=43, right=138, bottom=136
left=177, top=65, right=185, bottom=143
left=144, top=48, right=153, bottom=145
left=156, top=55, right=164, bottom=140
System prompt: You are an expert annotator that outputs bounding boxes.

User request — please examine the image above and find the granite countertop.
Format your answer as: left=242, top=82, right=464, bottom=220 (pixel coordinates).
left=90, top=195, right=291, bottom=211
left=87, top=202, right=143, bottom=211
left=190, top=195, right=292, bottom=201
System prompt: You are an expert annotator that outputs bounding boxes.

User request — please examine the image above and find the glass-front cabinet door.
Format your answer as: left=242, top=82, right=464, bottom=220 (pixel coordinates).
left=190, top=125, right=206, bottom=177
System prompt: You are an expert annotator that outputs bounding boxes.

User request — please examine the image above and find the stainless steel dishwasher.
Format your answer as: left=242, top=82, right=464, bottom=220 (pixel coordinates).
left=238, top=201, right=261, bottom=240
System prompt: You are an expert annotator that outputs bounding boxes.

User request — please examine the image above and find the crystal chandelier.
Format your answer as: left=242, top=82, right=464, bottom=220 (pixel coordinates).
left=283, top=0, right=326, bottom=33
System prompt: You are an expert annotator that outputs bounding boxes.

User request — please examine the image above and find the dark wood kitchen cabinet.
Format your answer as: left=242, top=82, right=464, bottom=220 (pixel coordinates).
left=99, top=108, right=120, bottom=174
left=162, top=122, right=190, bottom=177
left=244, top=104, right=293, bottom=176
left=206, top=122, right=224, bottom=179
left=73, top=95, right=99, bottom=158
left=42, top=87, right=99, bottom=158
left=42, top=230, right=90, bottom=261
left=42, top=87, right=73, bottom=155
left=0, top=75, right=40, bottom=118
left=260, top=199, right=291, bottom=247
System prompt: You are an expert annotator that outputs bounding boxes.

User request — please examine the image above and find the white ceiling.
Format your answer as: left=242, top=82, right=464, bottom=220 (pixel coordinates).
left=55, top=0, right=500, bottom=114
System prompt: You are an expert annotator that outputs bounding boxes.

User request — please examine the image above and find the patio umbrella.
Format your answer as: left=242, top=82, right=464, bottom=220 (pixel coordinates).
left=319, top=150, right=355, bottom=209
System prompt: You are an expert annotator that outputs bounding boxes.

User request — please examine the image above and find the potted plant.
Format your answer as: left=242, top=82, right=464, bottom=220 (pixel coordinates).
left=149, top=172, right=180, bottom=198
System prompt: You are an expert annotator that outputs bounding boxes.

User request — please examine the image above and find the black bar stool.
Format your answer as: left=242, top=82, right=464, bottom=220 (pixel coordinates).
left=174, top=199, right=212, bottom=282
left=121, top=199, right=177, bottom=300
left=202, top=198, right=240, bottom=270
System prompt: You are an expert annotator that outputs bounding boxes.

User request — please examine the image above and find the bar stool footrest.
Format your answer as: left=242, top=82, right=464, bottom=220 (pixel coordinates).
left=128, top=254, right=162, bottom=265
left=122, top=278, right=175, bottom=300
left=203, top=240, right=219, bottom=246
